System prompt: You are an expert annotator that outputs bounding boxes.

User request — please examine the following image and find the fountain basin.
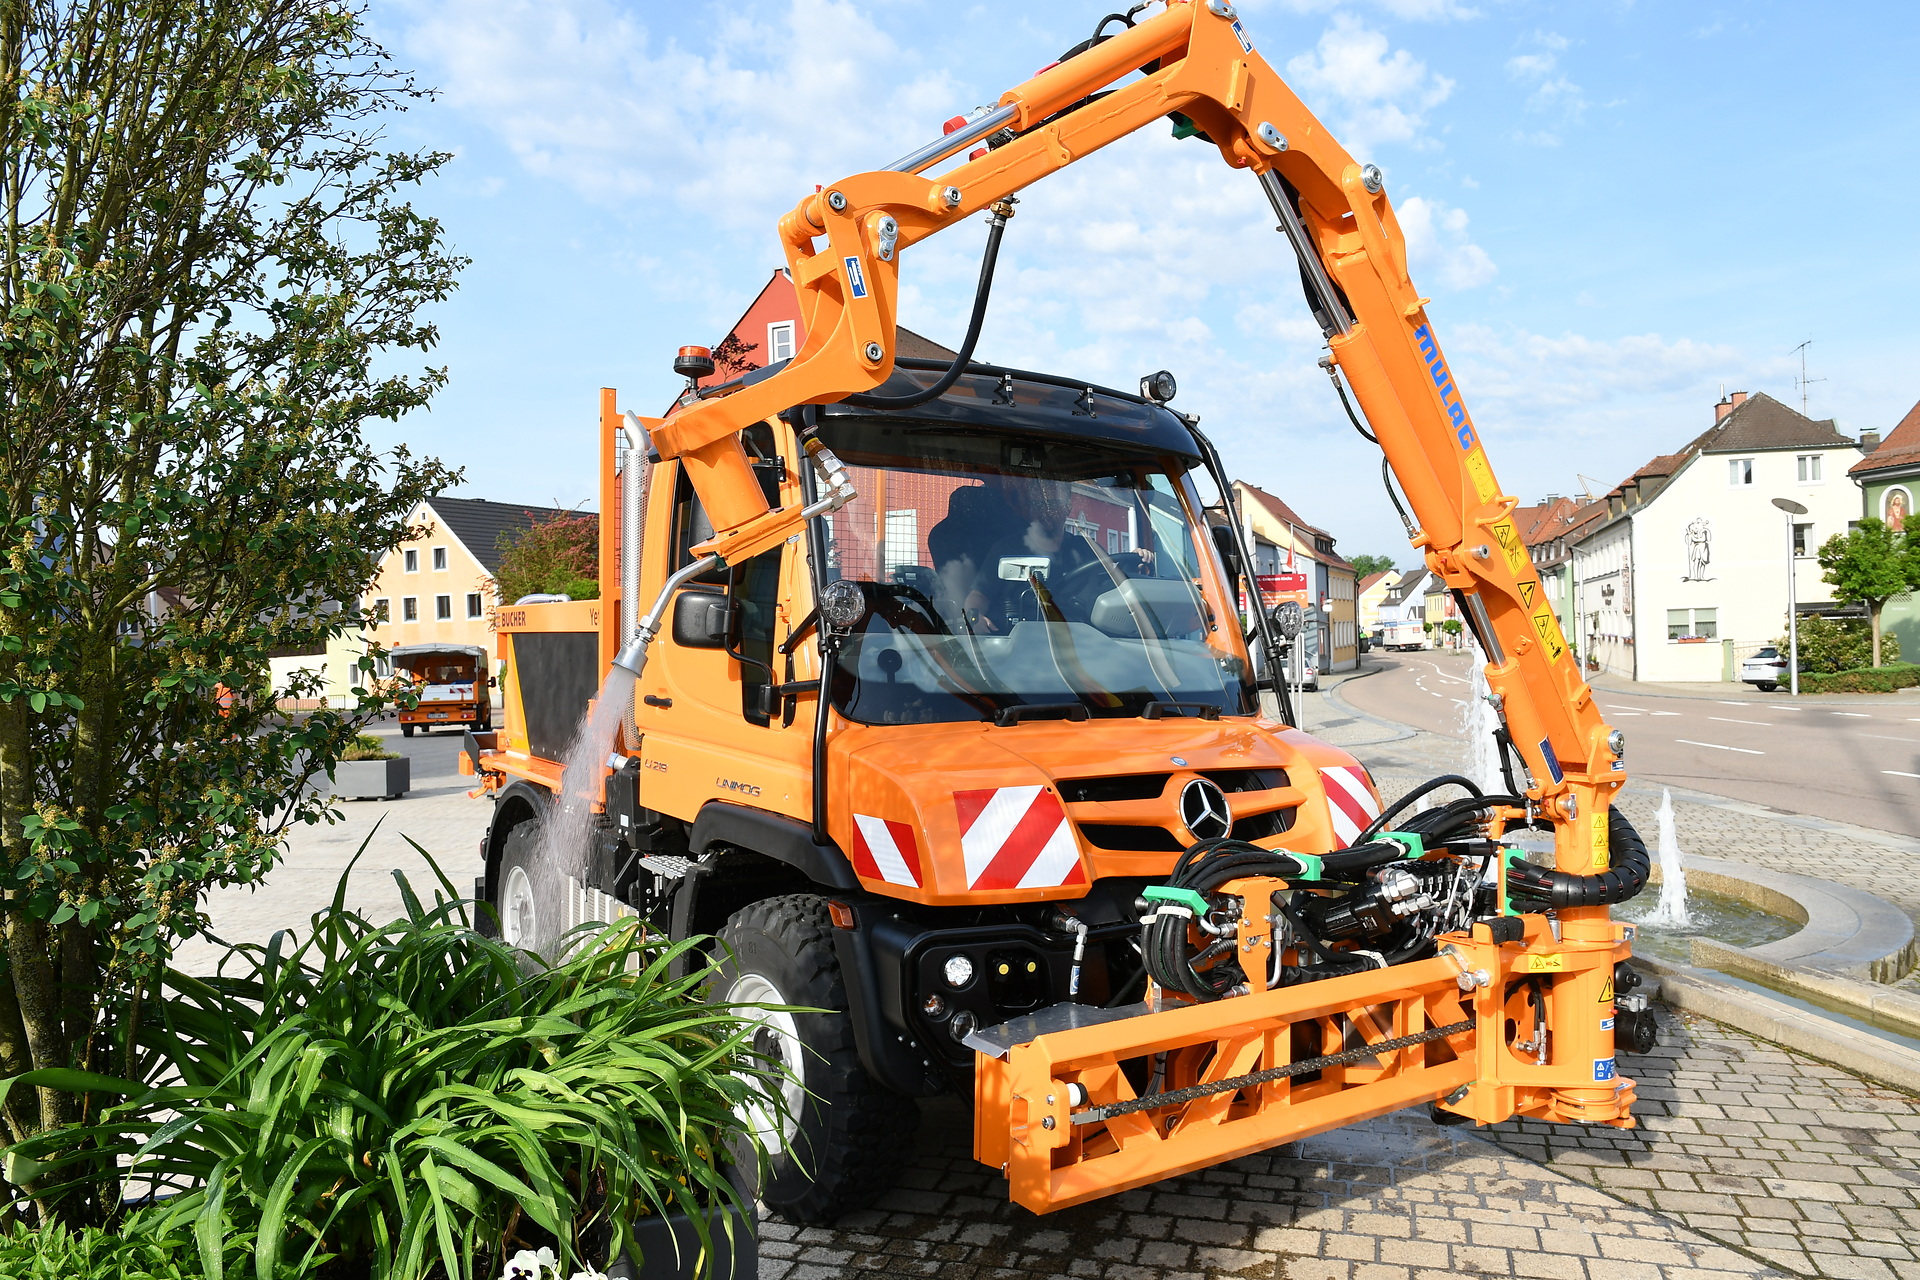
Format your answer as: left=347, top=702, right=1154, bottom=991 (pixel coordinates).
left=1619, top=887, right=1797, bottom=968
left=1647, top=854, right=1918, bottom=983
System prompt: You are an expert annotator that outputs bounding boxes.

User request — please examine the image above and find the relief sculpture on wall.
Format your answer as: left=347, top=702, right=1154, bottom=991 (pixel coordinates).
left=1683, top=516, right=1712, bottom=581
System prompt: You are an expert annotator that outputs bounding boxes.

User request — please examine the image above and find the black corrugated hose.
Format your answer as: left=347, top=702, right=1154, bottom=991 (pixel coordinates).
left=1506, top=807, right=1651, bottom=908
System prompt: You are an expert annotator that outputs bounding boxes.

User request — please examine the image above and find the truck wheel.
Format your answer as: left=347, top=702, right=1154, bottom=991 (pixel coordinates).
left=717, top=895, right=916, bottom=1224
left=402, top=724, right=415, bottom=738
left=496, top=818, right=560, bottom=958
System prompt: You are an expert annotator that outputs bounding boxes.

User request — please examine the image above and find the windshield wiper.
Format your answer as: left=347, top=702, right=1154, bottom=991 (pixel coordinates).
left=994, top=703, right=1091, bottom=727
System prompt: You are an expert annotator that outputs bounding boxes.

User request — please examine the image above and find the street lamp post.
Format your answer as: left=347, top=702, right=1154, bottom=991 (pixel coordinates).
left=1772, top=498, right=1809, bottom=696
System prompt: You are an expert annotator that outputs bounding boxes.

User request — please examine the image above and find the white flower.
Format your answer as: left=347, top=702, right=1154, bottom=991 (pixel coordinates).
left=501, top=1247, right=558, bottom=1280
left=565, top=1272, right=611, bottom=1280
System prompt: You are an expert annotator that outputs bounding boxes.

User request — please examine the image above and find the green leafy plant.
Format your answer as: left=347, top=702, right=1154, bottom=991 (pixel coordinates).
left=1775, top=616, right=1899, bottom=674
left=493, top=511, right=600, bottom=606
left=1796, top=663, right=1920, bottom=694
left=0, top=1214, right=272, bottom=1280
left=339, top=734, right=399, bottom=762
left=1815, top=518, right=1920, bottom=666
left=7, top=848, right=778, bottom=1280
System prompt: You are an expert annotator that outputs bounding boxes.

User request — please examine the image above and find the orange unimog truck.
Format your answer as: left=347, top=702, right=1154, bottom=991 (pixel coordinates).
left=463, top=0, right=1655, bottom=1226
left=389, top=643, right=492, bottom=736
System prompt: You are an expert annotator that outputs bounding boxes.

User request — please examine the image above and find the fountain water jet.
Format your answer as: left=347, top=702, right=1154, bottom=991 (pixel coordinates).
left=1639, top=789, right=1692, bottom=927
left=1457, top=641, right=1504, bottom=792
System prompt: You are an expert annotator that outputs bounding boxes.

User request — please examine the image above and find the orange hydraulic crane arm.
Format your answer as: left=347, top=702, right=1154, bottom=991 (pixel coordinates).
left=648, top=0, right=1625, bottom=880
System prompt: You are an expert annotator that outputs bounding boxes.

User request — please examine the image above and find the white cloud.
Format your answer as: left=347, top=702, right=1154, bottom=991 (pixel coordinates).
left=1395, top=195, right=1496, bottom=290
left=1284, top=15, right=1456, bottom=157
left=1505, top=30, right=1587, bottom=128
left=398, top=0, right=959, bottom=224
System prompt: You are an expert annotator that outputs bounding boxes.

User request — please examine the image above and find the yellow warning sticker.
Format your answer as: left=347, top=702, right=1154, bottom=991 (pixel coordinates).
left=1599, top=975, right=1615, bottom=1005
left=1592, top=811, right=1610, bottom=870
left=1516, top=954, right=1567, bottom=973
left=1490, top=519, right=1531, bottom=577
left=1519, top=580, right=1537, bottom=609
left=1466, top=449, right=1500, bottom=505
left=1530, top=603, right=1567, bottom=663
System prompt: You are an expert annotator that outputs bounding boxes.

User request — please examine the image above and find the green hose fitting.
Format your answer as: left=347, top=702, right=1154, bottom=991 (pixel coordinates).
left=1377, top=831, right=1426, bottom=860
left=1142, top=885, right=1210, bottom=917
left=1285, top=852, right=1325, bottom=882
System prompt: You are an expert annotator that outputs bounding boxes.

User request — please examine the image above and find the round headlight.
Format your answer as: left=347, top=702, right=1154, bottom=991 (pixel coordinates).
left=942, top=954, right=975, bottom=988
left=1607, top=728, right=1626, bottom=758
left=820, top=579, right=867, bottom=632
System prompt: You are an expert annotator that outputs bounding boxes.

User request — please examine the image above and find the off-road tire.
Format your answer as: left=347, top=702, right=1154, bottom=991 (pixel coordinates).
left=716, top=895, right=917, bottom=1224
left=495, top=817, right=561, bottom=958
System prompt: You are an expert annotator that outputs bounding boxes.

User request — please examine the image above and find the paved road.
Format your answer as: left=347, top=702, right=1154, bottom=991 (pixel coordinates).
left=1342, top=650, right=1920, bottom=837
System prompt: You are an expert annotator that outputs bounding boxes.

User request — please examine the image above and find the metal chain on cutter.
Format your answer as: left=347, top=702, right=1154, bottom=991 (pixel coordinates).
left=1071, top=1018, right=1475, bottom=1126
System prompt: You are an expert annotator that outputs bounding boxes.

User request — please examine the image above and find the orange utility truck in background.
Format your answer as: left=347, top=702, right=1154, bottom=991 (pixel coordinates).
left=461, top=0, right=1654, bottom=1225
left=390, top=643, right=492, bottom=736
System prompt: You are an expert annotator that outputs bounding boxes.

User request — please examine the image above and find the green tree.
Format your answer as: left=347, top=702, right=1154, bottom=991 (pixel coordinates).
left=1349, top=553, right=1396, bottom=578
left=1815, top=519, right=1920, bottom=666
left=0, top=0, right=460, bottom=1221
left=493, top=510, right=599, bottom=604
left=1776, top=616, right=1897, bottom=674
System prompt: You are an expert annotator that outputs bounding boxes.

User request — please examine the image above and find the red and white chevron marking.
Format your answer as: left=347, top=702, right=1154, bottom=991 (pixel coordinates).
left=1321, top=764, right=1382, bottom=847
left=955, top=786, right=1086, bottom=891
left=850, top=814, right=923, bottom=888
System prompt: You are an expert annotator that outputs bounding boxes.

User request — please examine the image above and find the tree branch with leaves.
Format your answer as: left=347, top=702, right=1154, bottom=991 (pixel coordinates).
left=1815, top=518, right=1920, bottom=668
left=0, top=0, right=462, bottom=1223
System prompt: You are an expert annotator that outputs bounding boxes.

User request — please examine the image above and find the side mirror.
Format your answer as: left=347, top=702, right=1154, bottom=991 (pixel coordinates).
left=670, top=589, right=729, bottom=648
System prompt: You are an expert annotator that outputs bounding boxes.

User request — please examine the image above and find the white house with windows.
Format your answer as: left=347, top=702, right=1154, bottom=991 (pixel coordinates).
left=1569, top=392, right=1864, bottom=682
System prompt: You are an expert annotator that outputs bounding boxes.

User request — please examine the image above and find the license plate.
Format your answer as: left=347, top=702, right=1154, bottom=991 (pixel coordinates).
left=428, top=712, right=448, bottom=719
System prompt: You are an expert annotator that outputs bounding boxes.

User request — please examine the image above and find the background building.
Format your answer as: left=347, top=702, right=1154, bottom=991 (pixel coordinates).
left=1570, top=392, right=1864, bottom=681
left=325, top=496, right=585, bottom=704
left=1233, top=482, right=1358, bottom=673
left=1355, top=570, right=1394, bottom=634
left=1846, top=398, right=1920, bottom=660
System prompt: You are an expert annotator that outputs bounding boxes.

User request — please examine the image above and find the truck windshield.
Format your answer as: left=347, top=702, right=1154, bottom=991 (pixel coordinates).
left=809, top=422, right=1255, bottom=724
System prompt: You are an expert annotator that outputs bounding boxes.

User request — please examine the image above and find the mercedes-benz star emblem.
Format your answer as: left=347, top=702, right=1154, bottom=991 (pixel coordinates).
left=1179, top=778, right=1232, bottom=842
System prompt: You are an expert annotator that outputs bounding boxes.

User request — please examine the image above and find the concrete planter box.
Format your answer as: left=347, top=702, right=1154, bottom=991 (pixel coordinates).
left=333, top=756, right=409, bottom=800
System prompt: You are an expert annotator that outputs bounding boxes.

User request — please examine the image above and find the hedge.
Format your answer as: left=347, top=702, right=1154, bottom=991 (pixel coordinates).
left=1795, top=663, right=1920, bottom=694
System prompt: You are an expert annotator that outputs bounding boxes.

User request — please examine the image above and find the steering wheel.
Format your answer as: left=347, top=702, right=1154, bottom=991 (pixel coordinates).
left=1047, top=554, right=1140, bottom=610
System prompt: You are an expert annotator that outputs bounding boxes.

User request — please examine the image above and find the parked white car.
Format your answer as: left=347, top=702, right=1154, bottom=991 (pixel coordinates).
left=1739, top=646, right=1791, bottom=691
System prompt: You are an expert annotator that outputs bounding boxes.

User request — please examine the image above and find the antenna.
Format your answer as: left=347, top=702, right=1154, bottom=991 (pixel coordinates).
left=1791, top=339, right=1826, bottom=416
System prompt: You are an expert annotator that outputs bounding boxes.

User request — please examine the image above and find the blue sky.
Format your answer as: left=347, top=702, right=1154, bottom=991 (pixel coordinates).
left=369, top=0, right=1920, bottom=566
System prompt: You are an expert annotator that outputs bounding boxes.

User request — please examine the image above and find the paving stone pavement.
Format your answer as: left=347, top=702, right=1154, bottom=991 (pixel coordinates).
left=174, top=721, right=489, bottom=973
left=758, top=1097, right=1777, bottom=1280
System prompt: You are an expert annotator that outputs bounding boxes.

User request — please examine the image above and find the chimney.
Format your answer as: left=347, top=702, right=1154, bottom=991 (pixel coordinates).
left=1862, top=430, right=1882, bottom=448
left=1730, top=390, right=1748, bottom=409
left=1714, top=396, right=1732, bottom=422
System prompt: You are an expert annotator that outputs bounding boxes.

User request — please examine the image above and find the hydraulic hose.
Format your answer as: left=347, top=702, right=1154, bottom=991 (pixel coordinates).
left=842, top=201, right=1013, bottom=411
left=1506, top=807, right=1651, bottom=908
